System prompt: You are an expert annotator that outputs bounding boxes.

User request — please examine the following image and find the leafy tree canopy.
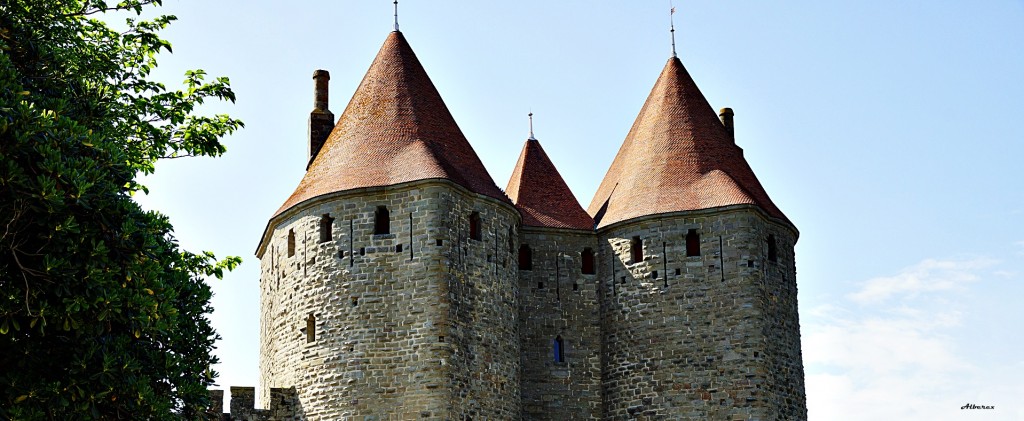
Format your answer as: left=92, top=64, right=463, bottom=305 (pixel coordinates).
left=0, top=0, right=243, bottom=418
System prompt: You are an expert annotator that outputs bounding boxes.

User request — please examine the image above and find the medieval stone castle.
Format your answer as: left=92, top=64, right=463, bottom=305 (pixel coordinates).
left=211, top=21, right=807, bottom=421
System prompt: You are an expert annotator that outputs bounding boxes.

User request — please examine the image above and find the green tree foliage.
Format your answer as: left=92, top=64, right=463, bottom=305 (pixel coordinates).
left=0, top=0, right=243, bottom=418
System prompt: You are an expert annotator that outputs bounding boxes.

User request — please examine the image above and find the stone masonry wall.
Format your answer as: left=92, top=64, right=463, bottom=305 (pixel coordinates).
left=208, top=387, right=299, bottom=421
left=597, top=207, right=805, bottom=420
left=257, top=180, right=521, bottom=420
left=518, top=228, right=602, bottom=420
left=759, top=223, right=807, bottom=420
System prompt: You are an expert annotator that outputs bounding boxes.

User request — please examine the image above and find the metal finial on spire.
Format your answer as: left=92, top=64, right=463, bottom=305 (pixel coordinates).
left=670, top=1, right=678, bottom=57
left=393, top=0, right=400, bottom=31
left=528, top=112, right=536, bottom=140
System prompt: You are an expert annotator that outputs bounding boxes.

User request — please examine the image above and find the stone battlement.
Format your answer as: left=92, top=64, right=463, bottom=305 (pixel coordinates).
left=209, top=387, right=299, bottom=421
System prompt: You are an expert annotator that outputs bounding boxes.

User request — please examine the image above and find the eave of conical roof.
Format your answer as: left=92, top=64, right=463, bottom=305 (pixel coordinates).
left=506, top=137, right=594, bottom=230
left=274, top=31, right=510, bottom=216
left=587, top=57, right=790, bottom=229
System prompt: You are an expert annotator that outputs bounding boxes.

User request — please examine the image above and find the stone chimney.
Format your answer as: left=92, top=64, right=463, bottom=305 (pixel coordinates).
left=719, top=107, right=734, bottom=140
left=308, top=69, right=335, bottom=170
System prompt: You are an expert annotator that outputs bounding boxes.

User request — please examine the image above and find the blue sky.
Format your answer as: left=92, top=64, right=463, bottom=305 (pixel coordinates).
left=131, top=1, right=1024, bottom=419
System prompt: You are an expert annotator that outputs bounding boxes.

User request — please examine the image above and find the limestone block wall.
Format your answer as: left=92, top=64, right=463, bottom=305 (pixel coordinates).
left=257, top=180, right=521, bottom=420
left=517, top=228, right=602, bottom=420
left=437, top=185, right=522, bottom=420
left=596, top=207, right=806, bottom=420
left=758, top=222, right=806, bottom=420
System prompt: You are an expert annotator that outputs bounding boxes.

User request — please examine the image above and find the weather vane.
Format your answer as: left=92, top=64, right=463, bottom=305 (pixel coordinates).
left=670, top=0, right=678, bottom=57
left=394, top=0, right=400, bottom=31
left=528, top=112, right=536, bottom=140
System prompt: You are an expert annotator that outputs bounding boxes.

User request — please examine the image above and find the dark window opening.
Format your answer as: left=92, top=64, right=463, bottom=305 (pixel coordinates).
left=319, top=214, right=334, bottom=243
left=487, top=254, right=492, bottom=262
left=469, top=212, right=482, bottom=241
left=747, top=260, right=755, bottom=268
left=686, top=229, right=701, bottom=257
left=359, top=247, right=366, bottom=256
left=581, top=248, right=595, bottom=274
left=338, top=250, right=344, bottom=259
left=652, top=270, right=659, bottom=279
left=396, top=244, right=403, bottom=253
left=538, top=282, right=544, bottom=289
left=620, top=276, right=626, bottom=284
left=768, top=235, right=778, bottom=263
left=674, top=268, right=681, bottom=276
left=708, top=264, right=716, bottom=271
left=631, top=237, right=643, bottom=263
left=305, top=314, right=316, bottom=343
left=287, top=230, right=296, bottom=257
left=518, top=244, right=533, bottom=270
left=554, top=336, right=565, bottom=363
left=374, top=206, right=390, bottom=235
left=439, top=336, right=445, bottom=343
left=351, top=297, right=358, bottom=307
left=572, top=283, right=579, bottom=291
left=436, top=239, right=443, bottom=247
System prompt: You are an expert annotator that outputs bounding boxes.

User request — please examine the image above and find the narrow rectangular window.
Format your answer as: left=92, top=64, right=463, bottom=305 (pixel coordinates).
left=518, top=244, right=532, bottom=270
left=686, top=229, right=700, bottom=257
left=374, top=206, right=390, bottom=235
left=319, top=214, right=334, bottom=243
left=469, top=212, right=482, bottom=241
left=581, top=247, right=595, bottom=274
left=305, top=314, right=316, bottom=343
left=631, top=236, right=643, bottom=263
left=287, top=229, right=296, bottom=257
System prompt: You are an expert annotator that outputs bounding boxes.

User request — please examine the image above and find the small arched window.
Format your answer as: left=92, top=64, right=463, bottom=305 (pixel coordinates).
left=287, top=229, right=296, bottom=257
left=686, top=229, right=700, bottom=257
left=553, top=336, right=565, bottom=363
left=631, top=236, right=643, bottom=263
left=305, top=314, right=316, bottom=343
left=319, top=214, right=334, bottom=243
left=767, top=234, right=778, bottom=263
left=581, top=248, right=595, bottom=275
left=374, top=206, right=390, bottom=235
left=518, top=244, right=532, bottom=270
left=469, top=212, right=482, bottom=241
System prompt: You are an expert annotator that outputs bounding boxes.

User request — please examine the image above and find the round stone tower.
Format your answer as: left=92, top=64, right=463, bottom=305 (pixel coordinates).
left=255, top=31, right=522, bottom=420
left=587, top=56, right=807, bottom=419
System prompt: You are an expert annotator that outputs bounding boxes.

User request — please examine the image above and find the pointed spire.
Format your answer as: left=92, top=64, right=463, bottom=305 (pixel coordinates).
left=507, top=137, right=594, bottom=230
left=587, top=57, right=789, bottom=228
left=275, top=31, right=509, bottom=216
left=393, top=0, right=400, bottom=32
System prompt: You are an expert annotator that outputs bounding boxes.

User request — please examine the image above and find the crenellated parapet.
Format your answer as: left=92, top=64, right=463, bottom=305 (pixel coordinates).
left=208, top=387, right=299, bottom=421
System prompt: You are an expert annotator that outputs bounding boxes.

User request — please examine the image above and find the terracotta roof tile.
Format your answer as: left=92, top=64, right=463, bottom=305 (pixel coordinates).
left=587, top=57, right=790, bottom=228
left=506, top=138, right=594, bottom=230
left=274, top=31, right=509, bottom=216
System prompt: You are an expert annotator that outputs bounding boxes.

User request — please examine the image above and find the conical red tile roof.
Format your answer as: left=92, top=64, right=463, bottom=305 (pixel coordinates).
left=587, top=57, right=790, bottom=228
left=506, top=138, right=594, bottom=230
left=274, top=31, right=509, bottom=216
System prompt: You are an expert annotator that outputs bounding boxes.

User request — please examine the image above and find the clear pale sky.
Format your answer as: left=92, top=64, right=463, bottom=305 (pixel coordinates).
left=131, top=1, right=1024, bottom=419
